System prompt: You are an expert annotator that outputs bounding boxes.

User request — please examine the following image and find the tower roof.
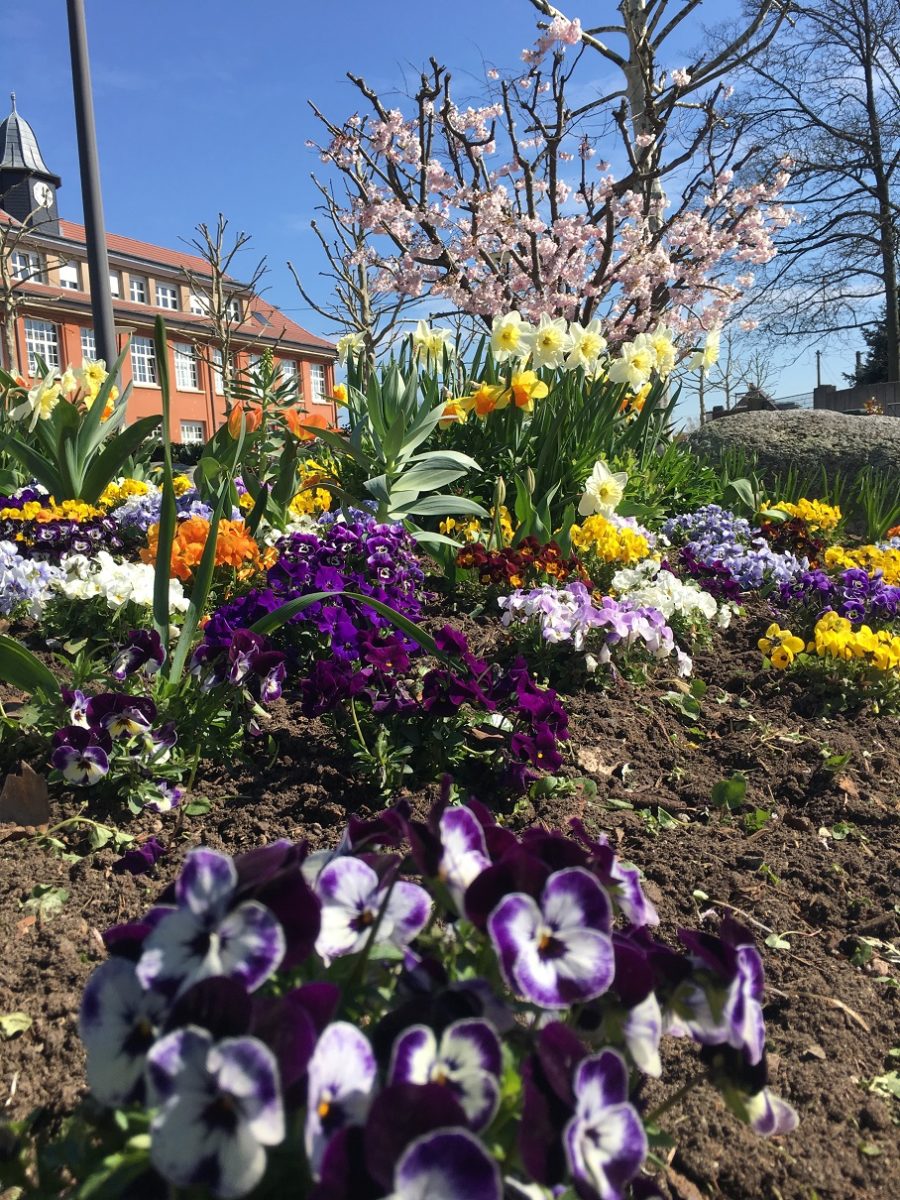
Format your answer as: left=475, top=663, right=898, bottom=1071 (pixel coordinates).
left=0, top=93, right=54, bottom=176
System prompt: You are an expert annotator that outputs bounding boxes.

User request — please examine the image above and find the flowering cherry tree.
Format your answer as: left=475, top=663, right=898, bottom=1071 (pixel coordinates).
left=308, top=2, right=792, bottom=341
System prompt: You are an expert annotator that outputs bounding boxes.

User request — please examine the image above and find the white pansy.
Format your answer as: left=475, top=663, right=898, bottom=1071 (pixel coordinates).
left=56, top=552, right=188, bottom=612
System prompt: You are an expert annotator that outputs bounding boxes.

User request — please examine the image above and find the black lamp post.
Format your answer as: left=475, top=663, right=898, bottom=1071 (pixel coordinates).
left=66, top=0, right=117, bottom=365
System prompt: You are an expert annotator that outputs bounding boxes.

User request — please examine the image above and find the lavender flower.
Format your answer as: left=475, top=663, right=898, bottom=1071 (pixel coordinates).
left=663, top=505, right=807, bottom=591
left=0, top=539, right=64, bottom=616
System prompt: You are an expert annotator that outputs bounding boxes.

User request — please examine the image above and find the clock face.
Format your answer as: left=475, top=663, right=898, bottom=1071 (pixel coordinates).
left=33, top=182, right=53, bottom=209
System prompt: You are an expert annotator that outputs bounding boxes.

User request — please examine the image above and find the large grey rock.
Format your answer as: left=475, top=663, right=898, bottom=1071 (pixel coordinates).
left=688, top=409, right=900, bottom=484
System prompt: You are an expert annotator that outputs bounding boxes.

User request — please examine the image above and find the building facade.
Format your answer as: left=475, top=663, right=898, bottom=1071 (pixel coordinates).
left=0, top=97, right=337, bottom=444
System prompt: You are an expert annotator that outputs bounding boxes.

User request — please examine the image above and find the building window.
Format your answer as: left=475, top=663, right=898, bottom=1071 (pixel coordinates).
left=131, top=336, right=157, bottom=385
left=80, top=328, right=96, bottom=362
left=24, top=318, right=59, bottom=373
left=310, top=363, right=328, bottom=403
left=279, top=359, right=298, bottom=383
left=246, top=354, right=262, bottom=375
left=189, top=291, right=210, bottom=316
left=226, top=297, right=242, bottom=321
left=212, top=348, right=229, bottom=395
left=156, top=282, right=179, bottom=310
left=109, top=271, right=121, bottom=297
left=11, top=250, right=44, bottom=283
left=129, top=275, right=147, bottom=304
left=59, top=260, right=81, bottom=290
left=174, top=342, right=199, bottom=390
left=180, top=421, right=206, bottom=445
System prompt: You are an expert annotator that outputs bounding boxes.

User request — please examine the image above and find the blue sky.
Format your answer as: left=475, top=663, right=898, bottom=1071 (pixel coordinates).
left=1, top=0, right=854, bottom=416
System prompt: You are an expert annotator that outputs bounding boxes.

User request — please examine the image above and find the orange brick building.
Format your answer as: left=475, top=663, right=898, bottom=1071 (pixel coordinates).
left=0, top=97, right=336, bottom=445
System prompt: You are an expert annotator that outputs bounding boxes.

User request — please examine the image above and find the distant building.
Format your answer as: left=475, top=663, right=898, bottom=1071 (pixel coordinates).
left=0, top=95, right=337, bottom=444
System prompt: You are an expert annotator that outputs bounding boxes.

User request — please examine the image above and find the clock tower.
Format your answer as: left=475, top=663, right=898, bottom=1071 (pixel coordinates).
left=0, top=93, right=62, bottom=234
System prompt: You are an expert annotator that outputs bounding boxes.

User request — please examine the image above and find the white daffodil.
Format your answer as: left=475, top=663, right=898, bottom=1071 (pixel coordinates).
left=11, top=375, right=62, bottom=431
left=578, top=460, right=629, bottom=517
left=335, top=331, right=366, bottom=365
left=525, top=314, right=572, bottom=370
left=490, top=311, right=532, bottom=362
left=565, top=320, right=608, bottom=371
left=607, top=335, right=656, bottom=393
left=690, top=328, right=721, bottom=372
left=647, top=324, right=677, bottom=379
left=411, top=320, right=453, bottom=369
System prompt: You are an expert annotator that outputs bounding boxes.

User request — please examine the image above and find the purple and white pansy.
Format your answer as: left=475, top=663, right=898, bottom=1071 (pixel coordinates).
left=488, top=867, right=615, bottom=1009
left=388, top=1127, right=501, bottom=1200
left=389, top=1018, right=502, bottom=1130
left=147, top=1026, right=284, bottom=1199
left=436, top=805, right=491, bottom=911
left=136, top=848, right=285, bottom=998
left=564, top=1050, right=648, bottom=1200
left=305, top=1021, right=377, bottom=1175
left=51, top=725, right=111, bottom=785
left=314, top=856, right=431, bottom=965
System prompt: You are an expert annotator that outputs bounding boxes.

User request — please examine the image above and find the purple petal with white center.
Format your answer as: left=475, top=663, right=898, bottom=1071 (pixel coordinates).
left=391, top=1128, right=501, bottom=1200
left=488, top=869, right=614, bottom=1009
left=79, top=957, right=167, bottom=1105
left=745, top=1088, right=799, bottom=1137
left=725, top=947, right=766, bottom=1066
left=148, top=1027, right=284, bottom=1199
left=438, top=806, right=490, bottom=911
left=315, top=858, right=430, bottom=965
left=136, top=899, right=285, bottom=998
left=384, top=881, right=431, bottom=949
left=306, top=1022, right=377, bottom=1177
left=564, top=1050, right=647, bottom=1200
left=51, top=741, right=109, bottom=785
left=176, top=847, right=238, bottom=919
left=388, top=1019, right=501, bottom=1130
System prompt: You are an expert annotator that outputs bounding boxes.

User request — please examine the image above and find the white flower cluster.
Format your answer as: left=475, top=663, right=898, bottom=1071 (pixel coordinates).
left=55, top=551, right=189, bottom=613
left=0, top=540, right=64, bottom=617
left=611, top=559, right=733, bottom=629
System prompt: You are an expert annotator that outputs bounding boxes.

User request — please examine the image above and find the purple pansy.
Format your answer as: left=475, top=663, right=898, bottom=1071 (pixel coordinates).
left=488, top=867, right=614, bottom=1009
left=79, top=957, right=168, bottom=1105
left=147, top=780, right=184, bottom=813
left=437, top=806, right=491, bottom=911
left=136, top=848, right=285, bottom=998
left=51, top=725, right=111, bottom=785
left=111, top=629, right=166, bottom=681
left=314, top=856, right=431, bottom=965
left=305, top=1022, right=377, bottom=1175
left=390, top=1128, right=501, bottom=1200
left=564, top=1050, right=647, bottom=1200
left=389, top=1018, right=502, bottom=1130
left=147, top=1026, right=284, bottom=1198
left=63, top=688, right=90, bottom=728
left=113, top=836, right=166, bottom=876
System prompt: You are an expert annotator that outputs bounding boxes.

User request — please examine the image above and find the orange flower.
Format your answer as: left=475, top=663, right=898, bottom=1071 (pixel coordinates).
left=142, top=517, right=276, bottom=583
left=227, top=403, right=263, bottom=437
left=286, top=410, right=329, bottom=441
left=439, top=400, right=468, bottom=428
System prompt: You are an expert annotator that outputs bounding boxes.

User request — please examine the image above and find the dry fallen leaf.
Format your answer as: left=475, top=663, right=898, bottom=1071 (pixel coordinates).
left=0, top=762, right=51, bottom=828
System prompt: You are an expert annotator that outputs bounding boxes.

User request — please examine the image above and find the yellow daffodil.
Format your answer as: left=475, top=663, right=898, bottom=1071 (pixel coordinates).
left=411, top=320, right=453, bottom=368
left=690, top=328, right=721, bottom=372
left=460, top=381, right=507, bottom=419
left=11, top=376, right=62, bottom=431
left=332, top=383, right=348, bottom=404
left=507, top=370, right=549, bottom=412
left=647, top=324, right=677, bottom=379
left=439, top=399, right=468, bottom=428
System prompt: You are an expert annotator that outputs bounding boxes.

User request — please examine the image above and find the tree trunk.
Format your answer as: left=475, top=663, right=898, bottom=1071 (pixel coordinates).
left=2, top=310, right=18, bottom=375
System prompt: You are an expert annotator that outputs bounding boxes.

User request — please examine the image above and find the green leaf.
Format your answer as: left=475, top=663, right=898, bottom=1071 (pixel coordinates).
left=75, top=340, right=132, bottom=458
left=80, top=415, right=162, bottom=503
left=0, top=634, right=60, bottom=697
left=764, top=932, right=792, bottom=950
left=1, top=435, right=65, bottom=496
left=389, top=495, right=489, bottom=518
left=710, top=772, right=748, bottom=810
left=168, top=481, right=230, bottom=683
left=23, top=884, right=69, bottom=920
left=249, top=590, right=441, bottom=656
left=153, top=317, right=178, bottom=645
left=185, top=797, right=211, bottom=817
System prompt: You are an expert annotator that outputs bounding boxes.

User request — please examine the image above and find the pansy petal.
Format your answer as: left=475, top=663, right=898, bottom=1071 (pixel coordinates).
left=392, top=1128, right=501, bottom=1200
left=79, top=957, right=166, bottom=1105
left=176, top=848, right=237, bottom=919
left=565, top=1105, right=647, bottom=1200
left=487, top=892, right=541, bottom=986
left=208, top=1037, right=285, bottom=1145
left=385, top=881, right=432, bottom=947
left=441, top=1019, right=502, bottom=1079
left=622, top=993, right=662, bottom=1078
left=306, top=1023, right=377, bottom=1174
left=218, top=901, right=286, bottom=991
left=389, top=1025, right=437, bottom=1085
left=152, top=1097, right=266, bottom=1199
left=573, top=1049, right=629, bottom=1110
left=542, top=867, right=612, bottom=936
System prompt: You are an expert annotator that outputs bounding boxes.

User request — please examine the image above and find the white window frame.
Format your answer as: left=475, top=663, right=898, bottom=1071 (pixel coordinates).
left=212, top=348, right=228, bottom=395
left=225, top=296, right=242, bottom=321
left=108, top=270, right=121, bottom=297
left=12, top=250, right=44, bottom=283
left=189, top=291, right=210, bottom=316
left=279, top=359, right=298, bottom=381
left=156, top=282, right=179, bottom=310
left=180, top=420, right=206, bottom=445
left=131, top=336, right=157, bottom=385
left=246, top=354, right=262, bottom=375
left=59, top=260, right=81, bottom=290
left=24, top=318, right=59, bottom=373
left=310, top=362, right=328, bottom=403
left=173, top=342, right=199, bottom=390
left=80, top=328, right=96, bottom=362
left=129, top=274, right=147, bottom=304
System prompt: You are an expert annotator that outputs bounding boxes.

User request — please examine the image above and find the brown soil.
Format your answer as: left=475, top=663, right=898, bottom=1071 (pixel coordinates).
left=1, top=611, right=899, bottom=1199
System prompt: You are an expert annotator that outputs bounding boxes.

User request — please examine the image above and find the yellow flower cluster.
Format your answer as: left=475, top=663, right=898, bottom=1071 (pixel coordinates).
left=809, top=612, right=900, bottom=672
left=173, top=475, right=194, bottom=497
left=439, top=506, right=515, bottom=546
left=289, top=460, right=334, bottom=518
left=569, top=515, right=649, bottom=564
left=0, top=499, right=104, bottom=523
left=824, top=545, right=900, bottom=586
left=98, top=478, right=150, bottom=509
left=767, top=498, right=842, bottom=532
left=758, top=622, right=806, bottom=669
